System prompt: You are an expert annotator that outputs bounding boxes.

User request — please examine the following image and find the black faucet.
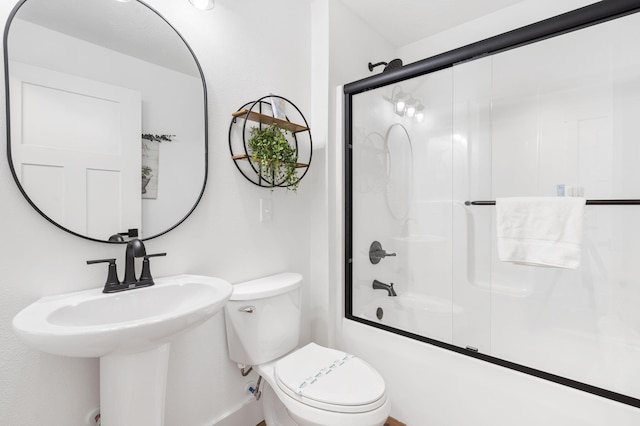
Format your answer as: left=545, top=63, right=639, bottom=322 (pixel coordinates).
left=87, top=239, right=166, bottom=293
left=372, top=279, right=397, bottom=296
left=123, top=239, right=147, bottom=285
left=123, top=239, right=167, bottom=290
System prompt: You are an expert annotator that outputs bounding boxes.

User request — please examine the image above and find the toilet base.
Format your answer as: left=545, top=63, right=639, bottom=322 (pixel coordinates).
left=262, top=382, right=298, bottom=426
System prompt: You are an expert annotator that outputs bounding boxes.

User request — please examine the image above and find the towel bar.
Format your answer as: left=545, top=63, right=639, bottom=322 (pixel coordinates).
left=465, top=199, right=640, bottom=206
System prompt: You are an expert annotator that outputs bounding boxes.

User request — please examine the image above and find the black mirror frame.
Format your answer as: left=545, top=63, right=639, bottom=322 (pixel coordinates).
left=3, top=0, right=208, bottom=244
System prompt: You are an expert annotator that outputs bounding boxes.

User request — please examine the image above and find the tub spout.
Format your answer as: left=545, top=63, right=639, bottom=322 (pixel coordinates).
left=372, top=279, right=397, bottom=296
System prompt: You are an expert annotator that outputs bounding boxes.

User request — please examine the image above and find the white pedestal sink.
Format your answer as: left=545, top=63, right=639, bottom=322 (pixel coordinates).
left=13, top=274, right=232, bottom=426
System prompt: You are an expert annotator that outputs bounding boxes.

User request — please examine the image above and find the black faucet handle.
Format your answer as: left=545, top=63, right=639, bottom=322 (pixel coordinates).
left=87, top=258, right=121, bottom=292
left=139, top=253, right=167, bottom=284
left=145, top=253, right=167, bottom=259
left=86, top=258, right=116, bottom=265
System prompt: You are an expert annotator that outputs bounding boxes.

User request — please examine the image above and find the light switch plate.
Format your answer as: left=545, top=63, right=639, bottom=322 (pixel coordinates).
left=260, top=199, right=272, bottom=222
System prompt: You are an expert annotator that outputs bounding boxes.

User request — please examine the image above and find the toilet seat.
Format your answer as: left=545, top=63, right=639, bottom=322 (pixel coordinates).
left=274, top=343, right=387, bottom=414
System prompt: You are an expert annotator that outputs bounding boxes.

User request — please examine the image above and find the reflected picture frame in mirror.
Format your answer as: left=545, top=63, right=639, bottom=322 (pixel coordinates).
left=3, top=0, right=208, bottom=243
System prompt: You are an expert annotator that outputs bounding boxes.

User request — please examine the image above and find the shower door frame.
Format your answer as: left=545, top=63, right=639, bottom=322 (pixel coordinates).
left=343, top=0, right=640, bottom=409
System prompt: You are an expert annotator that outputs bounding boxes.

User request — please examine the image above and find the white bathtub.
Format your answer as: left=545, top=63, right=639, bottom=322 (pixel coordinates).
left=355, top=292, right=464, bottom=344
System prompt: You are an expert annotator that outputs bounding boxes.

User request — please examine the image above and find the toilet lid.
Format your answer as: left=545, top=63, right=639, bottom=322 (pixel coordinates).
left=274, top=343, right=386, bottom=413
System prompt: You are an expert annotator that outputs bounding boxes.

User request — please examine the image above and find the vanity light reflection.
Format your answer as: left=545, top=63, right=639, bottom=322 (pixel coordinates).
left=388, top=86, right=425, bottom=122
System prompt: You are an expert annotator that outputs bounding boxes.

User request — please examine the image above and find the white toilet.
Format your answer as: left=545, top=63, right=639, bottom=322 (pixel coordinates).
left=224, top=272, right=391, bottom=426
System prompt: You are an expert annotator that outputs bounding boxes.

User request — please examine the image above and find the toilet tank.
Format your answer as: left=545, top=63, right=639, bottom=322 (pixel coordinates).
left=225, top=272, right=302, bottom=366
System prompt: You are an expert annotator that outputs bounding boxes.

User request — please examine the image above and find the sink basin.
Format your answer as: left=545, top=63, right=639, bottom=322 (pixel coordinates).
left=13, top=274, right=232, bottom=426
left=13, top=275, right=232, bottom=357
left=13, top=274, right=232, bottom=357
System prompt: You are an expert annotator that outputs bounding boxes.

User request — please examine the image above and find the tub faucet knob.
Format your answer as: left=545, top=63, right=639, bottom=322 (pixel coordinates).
left=369, top=241, right=396, bottom=264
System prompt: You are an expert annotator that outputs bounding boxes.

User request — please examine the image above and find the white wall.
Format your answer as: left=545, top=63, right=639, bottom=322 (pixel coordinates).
left=307, top=0, right=396, bottom=349
left=330, top=0, right=640, bottom=424
left=0, top=0, right=312, bottom=425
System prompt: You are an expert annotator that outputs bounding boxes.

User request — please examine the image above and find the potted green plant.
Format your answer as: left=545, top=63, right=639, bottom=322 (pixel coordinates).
left=248, top=124, right=300, bottom=190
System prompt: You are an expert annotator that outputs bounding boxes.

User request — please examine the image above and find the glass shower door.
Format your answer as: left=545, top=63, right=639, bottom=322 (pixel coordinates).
left=350, top=67, right=475, bottom=346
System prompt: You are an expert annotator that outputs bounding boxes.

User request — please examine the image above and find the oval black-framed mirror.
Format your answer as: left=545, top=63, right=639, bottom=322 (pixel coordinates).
left=4, top=0, right=208, bottom=243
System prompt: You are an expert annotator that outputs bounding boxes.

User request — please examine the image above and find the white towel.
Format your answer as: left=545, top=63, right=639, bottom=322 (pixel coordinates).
left=496, top=197, right=586, bottom=269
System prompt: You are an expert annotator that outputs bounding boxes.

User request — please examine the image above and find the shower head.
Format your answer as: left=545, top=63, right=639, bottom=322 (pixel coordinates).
left=368, top=58, right=403, bottom=73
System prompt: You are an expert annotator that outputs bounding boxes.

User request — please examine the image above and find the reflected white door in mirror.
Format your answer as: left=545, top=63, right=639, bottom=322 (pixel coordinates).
left=5, top=0, right=207, bottom=242
left=10, top=62, right=142, bottom=237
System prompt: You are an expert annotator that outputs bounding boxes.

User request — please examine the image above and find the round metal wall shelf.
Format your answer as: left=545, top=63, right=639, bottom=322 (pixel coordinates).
left=228, top=95, right=312, bottom=189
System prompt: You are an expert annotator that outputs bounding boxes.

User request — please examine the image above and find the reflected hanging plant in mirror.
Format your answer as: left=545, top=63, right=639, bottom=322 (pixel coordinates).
left=248, top=125, right=300, bottom=190
left=142, top=134, right=176, bottom=143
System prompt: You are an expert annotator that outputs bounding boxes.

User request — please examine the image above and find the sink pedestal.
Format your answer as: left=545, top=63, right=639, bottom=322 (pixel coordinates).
left=100, top=343, right=171, bottom=426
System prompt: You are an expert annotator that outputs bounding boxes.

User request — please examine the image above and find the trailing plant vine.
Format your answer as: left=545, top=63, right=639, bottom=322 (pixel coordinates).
left=248, top=124, right=299, bottom=190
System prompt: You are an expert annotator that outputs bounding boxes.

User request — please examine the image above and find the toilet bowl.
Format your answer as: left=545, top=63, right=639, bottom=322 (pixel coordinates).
left=224, top=273, right=390, bottom=426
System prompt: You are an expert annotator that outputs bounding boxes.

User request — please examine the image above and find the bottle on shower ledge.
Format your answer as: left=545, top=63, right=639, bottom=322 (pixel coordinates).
left=556, top=184, right=584, bottom=197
